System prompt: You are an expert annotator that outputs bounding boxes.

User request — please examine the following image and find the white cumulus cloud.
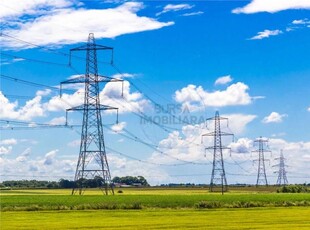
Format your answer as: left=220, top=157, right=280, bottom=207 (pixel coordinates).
left=0, top=146, right=13, bottom=156
left=262, top=112, right=287, bottom=123
left=214, top=75, right=233, bottom=85
left=230, top=138, right=253, bottom=154
left=110, top=122, right=127, bottom=133
left=0, top=138, right=17, bottom=145
left=232, top=0, right=310, bottom=14
left=0, top=91, right=45, bottom=121
left=48, top=116, right=66, bottom=125
left=182, top=11, right=204, bottom=17
left=223, top=114, right=257, bottom=135
left=157, top=4, right=194, bottom=16
left=44, top=149, right=58, bottom=165
left=0, top=0, right=73, bottom=19
left=174, top=82, right=255, bottom=111
left=250, top=29, right=282, bottom=40
left=1, top=2, right=174, bottom=49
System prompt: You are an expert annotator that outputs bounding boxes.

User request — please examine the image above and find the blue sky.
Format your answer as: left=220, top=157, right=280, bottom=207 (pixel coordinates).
left=1, top=0, right=310, bottom=185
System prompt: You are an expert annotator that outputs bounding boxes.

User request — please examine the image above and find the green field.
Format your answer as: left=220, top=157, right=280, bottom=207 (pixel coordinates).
left=1, top=207, right=310, bottom=229
left=1, top=188, right=310, bottom=229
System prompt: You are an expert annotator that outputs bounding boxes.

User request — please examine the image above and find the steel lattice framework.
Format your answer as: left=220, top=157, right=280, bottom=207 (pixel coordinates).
left=273, top=150, right=289, bottom=186
left=61, top=33, right=123, bottom=195
left=252, top=137, right=271, bottom=186
left=202, top=111, right=233, bottom=192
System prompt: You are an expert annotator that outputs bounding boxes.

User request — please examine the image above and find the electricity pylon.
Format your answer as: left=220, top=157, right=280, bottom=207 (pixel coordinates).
left=61, top=33, right=123, bottom=195
left=252, top=137, right=271, bottom=186
left=202, top=111, right=233, bottom=192
left=273, top=150, right=288, bottom=185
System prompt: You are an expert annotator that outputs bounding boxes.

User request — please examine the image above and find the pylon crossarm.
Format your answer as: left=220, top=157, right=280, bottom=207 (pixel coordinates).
left=202, top=132, right=215, bottom=137
left=70, top=44, right=113, bottom=51
left=218, top=131, right=234, bottom=136
left=66, top=104, right=118, bottom=111
left=98, top=75, right=123, bottom=83
left=60, top=75, right=122, bottom=85
left=205, top=146, right=231, bottom=150
left=206, top=116, right=228, bottom=121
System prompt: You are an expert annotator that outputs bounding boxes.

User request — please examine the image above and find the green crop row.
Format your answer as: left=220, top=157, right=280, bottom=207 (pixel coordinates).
left=1, top=193, right=310, bottom=211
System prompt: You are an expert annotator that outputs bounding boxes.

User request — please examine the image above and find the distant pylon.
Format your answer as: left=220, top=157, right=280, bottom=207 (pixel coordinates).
left=252, top=137, right=271, bottom=186
left=61, top=33, right=123, bottom=195
left=202, top=111, right=233, bottom=192
left=273, top=150, right=288, bottom=185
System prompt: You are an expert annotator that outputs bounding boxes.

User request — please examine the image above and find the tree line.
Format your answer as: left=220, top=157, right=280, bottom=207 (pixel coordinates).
left=0, top=176, right=149, bottom=189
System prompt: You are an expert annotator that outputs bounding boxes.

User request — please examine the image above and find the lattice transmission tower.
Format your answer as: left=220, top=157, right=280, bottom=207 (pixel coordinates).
left=252, top=137, right=271, bottom=186
left=202, top=111, right=233, bottom=192
left=61, top=33, right=123, bottom=195
left=273, top=150, right=289, bottom=185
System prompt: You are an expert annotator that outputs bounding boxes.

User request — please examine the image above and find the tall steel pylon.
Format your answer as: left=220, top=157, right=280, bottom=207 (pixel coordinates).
left=273, top=150, right=288, bottom=185
left=252, top=137, right=271, bottom=186
left=202, top=111, right=233, bottom=192
left=61, top=33, right=123, bottom=195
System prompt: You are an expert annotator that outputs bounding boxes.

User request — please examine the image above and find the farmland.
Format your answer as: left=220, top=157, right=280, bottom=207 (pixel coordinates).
left=2, top=207, right=310, bottom=229
left=1, top=187, right=310, bottom=229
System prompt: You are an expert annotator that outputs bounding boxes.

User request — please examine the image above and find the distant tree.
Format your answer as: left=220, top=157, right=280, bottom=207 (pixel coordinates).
left=112, top=176, right=149, bottom=186
left=59, top=179, right=75, bottom=188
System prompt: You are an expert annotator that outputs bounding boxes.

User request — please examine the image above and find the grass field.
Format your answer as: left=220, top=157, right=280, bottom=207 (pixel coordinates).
left=1, top=188, right=310, bottom=229
left=1, top=188, right=310, bottom=211
left=2, top=208, right=310, bottom=229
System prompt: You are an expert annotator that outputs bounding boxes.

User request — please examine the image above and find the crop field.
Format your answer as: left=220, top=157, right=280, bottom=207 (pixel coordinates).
left=1, top=188, right=310, bottom=229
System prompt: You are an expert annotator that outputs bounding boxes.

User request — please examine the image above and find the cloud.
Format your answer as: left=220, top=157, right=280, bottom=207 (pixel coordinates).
left=150, top=113, right=255, bottom=165
left=0, top=138, right=17, bottom=145
left=230, top=138, right=253, bottom=154
left=0, top=0, right=73, bottom=19
left=99, top=80, right=149, bottom=114
left=0, top=146, right=13, bottom=156
left=45, top=80, right=148, bottom=114
left=110, top=73, right=138, bottom=79
left=156, top=4, right=194, bottom=16
left=271, top=132, right=286, bottom=138
left=269, top=138, right=310, bottom=171
left=45, top=89, right=84, bottom=112
left=48, top=116, right=66, bottom=125
left=232, top=0, right=310, bottom=14
left=0, top=78, right=148, bottom=123
left=292, top=18, right=310, bottom=24
left=110, top=122, right=127, bottom=133
left=262, top=112, right=287, bottom=123
left=182, top=11, right=204, bottom=17
left=67, top=139, right=80, bottom=147
left=108, top=154, right=170, bottom=185
left=1, top=149, right=76, bottom=181
left=252, top=18, right=309, bottom=39
left=223, top=114, right=257, bottom=135
left=174, top=82, right=255, bottom=111
left=214, top=75, right=233, bottom=85
left=16, top=148, right=31, bottom=162
left=249, top=29, right=282, bottom=40
left=44, top=149, right=58, bottom=165
left=150, top=125, right=206, bottom=165
left=2, top=2, right=174, bottom=49
left=308, top=107, right=310, bottom=112
left=36, top=89, right=52, bottom=97
left=0, top=91, right=45, bottom=121
left=0, top=146, right=169, bottom=185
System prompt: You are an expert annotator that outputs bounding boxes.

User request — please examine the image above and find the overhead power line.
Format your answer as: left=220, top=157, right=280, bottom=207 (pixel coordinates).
left=1, top=52, right=69, bottom=67
left=1, top=74, right=59, bottom=91
left=0, top=119, right=80, bottom=130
